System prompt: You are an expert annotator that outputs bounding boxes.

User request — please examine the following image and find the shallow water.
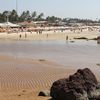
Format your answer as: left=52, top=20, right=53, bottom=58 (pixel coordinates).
left=0, top=40, right=100, bottom=68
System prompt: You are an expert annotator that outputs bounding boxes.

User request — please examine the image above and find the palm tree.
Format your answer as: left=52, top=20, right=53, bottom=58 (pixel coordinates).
left=2, top=11, right=11, bottom=22
left=36, top=13, right=44, bottom=21
left=19, top=10, right=31, bottom=22
left=9, top=10, right=18, bottom=22
left=32, top=11, right=37, bottom=21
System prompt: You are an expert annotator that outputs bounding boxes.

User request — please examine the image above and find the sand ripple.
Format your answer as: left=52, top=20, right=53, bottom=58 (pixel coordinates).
left=0, top=55, right=75, bottom=93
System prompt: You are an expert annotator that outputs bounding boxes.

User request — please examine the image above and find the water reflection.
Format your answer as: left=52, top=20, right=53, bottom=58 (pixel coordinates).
left=0, top=40, right=100, bottom=67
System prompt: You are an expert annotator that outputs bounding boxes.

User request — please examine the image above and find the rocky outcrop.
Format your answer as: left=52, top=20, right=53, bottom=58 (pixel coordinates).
left=50, top=68, right=100, bottom=100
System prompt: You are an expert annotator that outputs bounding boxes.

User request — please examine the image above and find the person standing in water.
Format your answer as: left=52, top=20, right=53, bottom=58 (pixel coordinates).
left=19, top=34, right=22, bottom=38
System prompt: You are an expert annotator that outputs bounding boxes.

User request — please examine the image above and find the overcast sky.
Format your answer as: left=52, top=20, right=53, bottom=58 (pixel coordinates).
left=0, top=0, right=100, bottom=20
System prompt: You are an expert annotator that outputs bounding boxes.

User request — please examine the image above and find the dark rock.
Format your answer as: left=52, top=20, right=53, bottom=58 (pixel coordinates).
left=50, top=68, right=100, bottom=100
left=38, top=90, right=50, bottom=97
left=96, top=63, right=100, bottom=66
left=74, top=37, right=88, bottom=40
left=70, top=41, right=75, bottom=43
left=89, top=38, right=97, bottom=40
left=96, top=95, right=100, bottom=100
left=97, top=36, right=100, bottom=44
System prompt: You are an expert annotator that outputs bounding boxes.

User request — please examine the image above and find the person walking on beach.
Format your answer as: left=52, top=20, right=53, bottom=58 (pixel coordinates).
left=66, top=35, right=68, bottom=40
left=47, top=34, right=48, bottom=38
left=25, top=33, right=27, bottom=38
left=19, top=34, right=22, bottom=38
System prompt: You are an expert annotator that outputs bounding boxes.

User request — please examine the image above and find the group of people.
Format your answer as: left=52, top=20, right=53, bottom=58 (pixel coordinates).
left=19, top=33, right=27, bottom=38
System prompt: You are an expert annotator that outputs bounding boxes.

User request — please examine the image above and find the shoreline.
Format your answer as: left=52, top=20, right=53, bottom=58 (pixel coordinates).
left=0, top=31, right=99, bottom=100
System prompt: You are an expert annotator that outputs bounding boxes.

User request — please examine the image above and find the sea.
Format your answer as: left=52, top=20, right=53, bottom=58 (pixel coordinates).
left=0, top=40, right=100, bottom=69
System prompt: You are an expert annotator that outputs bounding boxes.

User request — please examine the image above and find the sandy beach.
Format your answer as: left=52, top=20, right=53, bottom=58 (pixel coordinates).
left=0, top=30, right=99, bottom=41
left=1, top=0, right=100, bottom=99
left=0, top=30, right=99, bottom=100
left=0, top=54, right=99, bottom=100
left=0, top=54, right=76, bottom=100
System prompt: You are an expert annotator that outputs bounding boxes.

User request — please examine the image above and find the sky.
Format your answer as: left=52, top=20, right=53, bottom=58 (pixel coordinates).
left=0, top=0, right=100, bottom=20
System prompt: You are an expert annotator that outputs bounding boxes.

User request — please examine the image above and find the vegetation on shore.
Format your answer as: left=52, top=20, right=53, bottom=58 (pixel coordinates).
left=0, top=9, right=100, bottom=26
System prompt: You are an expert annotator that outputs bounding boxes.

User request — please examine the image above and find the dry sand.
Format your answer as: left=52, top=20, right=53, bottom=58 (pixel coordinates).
left=0, top=54, right=76, bottom=100
left=0, top=30, right=98, bottom=41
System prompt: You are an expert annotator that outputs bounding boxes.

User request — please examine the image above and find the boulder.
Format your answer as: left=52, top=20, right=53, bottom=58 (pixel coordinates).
left=38, top=90, right=50, bottom=97
left=50, top=68, right=100, bottom=100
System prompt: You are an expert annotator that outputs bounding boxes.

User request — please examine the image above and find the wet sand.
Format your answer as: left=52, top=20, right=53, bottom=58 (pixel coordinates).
left=0, top=30, right=100, bottom=100
left=0, top=54, right=77, bottom=100
left=0, top=53, right=100, bottom=100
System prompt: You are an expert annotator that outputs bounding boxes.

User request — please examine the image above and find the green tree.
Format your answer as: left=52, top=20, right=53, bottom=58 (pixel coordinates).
left=25, top=10, right=31, bottom=21
left=19, top=10, right=31, bottom=22
left=1, top=11, right=11, bottom=22
left=31, top=11, right=37, bottom=21
left=9, top=10, right=18, bottom=22
left=19, top=11, right=26, bottom=22
left=46, top=16, right=61, bottom=23
left=36, top=13, right=44, bottom=21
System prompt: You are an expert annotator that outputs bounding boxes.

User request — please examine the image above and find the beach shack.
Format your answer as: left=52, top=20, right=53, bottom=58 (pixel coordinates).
left=0, top=22, right=20, bottom=33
